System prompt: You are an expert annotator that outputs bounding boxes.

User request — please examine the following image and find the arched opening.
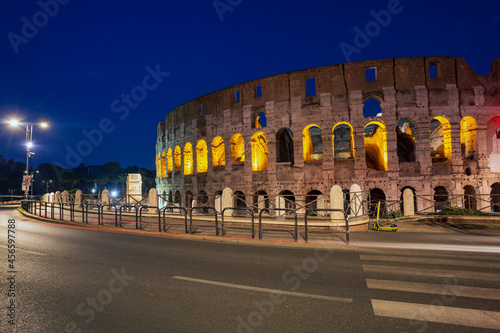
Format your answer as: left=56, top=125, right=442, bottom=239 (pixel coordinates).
left=162, top=190, right=167, bottom=207
left=156, top=153, right=161, bottom=178
left=343, top=189, right=350, bottom=214
left=463, top=185, right=477, bottom=211
left=491, top=183, right=500, bottom=213
left=486, top=117, right=500, bottom=173
left=400, top=186, right=417, bottom=214
left=183, top=143, right=193, bottom=175
left=363, top=98, right=382, bottom=118
left=302, top=124, right=323, bottom=162
left=255, top=112, right=267, bottom=128
left=230, top=134, right=245, bottom=163
left=369, top=188, right=386, bottom=217
left=174, top=191, right=181, bottom=205
left=233, top=191, right=246, bottom=208
left=168, top=190, right=173, bottom=204
left=253, top=190, right=269, bottom=213
left=214, top=190, right=223, bottom=213
left=305, top=190, right=323, bottom=213
left=211, top=136, right=225, bottom=168
left=196, top=140, right=208, bottom=173
left=185, top=191, right=193, bottom=208
left=276, top=128, right=294, bottom=164
left=396, top=120, right=416, bottom=162
left=279, top=190, right=296, bottom=210
left=251, top=131, right=269, bottom=171
left=434, top=186, right=449, bottom=212
left=161, top=152, right=167, bottom=178
left=174, top=146, right=181, bottom=172
left=167, top=148, right=173, bottom=174
left=333, top=122, right=354, bottom=159
left=430, top=116, right=451, bottom=162
left=198, top=190, right=208, bottom=213
left=460, top=117, right=477, bottom=159
left=364, top=122, right=388, bottom=171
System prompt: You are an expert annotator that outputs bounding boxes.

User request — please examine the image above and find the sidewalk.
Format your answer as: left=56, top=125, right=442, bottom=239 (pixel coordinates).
left=17, top=207, right=500, bottom=253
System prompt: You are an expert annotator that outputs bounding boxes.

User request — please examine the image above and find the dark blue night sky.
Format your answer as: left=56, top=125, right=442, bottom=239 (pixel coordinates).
left=1, top=0, right=499, bottom=170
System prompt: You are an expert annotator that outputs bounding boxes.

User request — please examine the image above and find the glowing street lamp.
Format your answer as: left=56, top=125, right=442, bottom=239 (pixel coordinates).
left=8, top=117, right=49, bottom=198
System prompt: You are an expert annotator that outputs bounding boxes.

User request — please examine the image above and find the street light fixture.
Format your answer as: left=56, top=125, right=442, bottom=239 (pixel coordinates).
left=8, top=117, right=49, bottom=198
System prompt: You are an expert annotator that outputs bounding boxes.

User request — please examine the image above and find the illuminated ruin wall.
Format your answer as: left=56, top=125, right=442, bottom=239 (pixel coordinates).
left=155, top=56, right=500, bottom=212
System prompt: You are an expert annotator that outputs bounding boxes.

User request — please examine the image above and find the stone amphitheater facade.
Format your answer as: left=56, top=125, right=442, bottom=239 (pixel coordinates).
left=155, top=56, right=500, bottom=215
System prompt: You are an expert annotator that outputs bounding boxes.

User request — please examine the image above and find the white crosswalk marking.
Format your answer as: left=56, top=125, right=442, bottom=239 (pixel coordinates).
left=366, top=279, right=500, bottom=300
left=362, top=254, right=500, bottom=330
left=363, top=264, right=500, bottom=281
left=360, top=254, right=500, bottom=269
left=371, top=299, right=500, bottom=330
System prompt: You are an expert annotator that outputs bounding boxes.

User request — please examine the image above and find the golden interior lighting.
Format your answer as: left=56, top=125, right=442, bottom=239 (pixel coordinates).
left=364, top=121, right=388, bottom=171
left=196, top=140, right=208, bottom=173
left=167, top=148, right=173, bottom=174
left=174, top=146, right=181, bottom=172
left=251, top=131, right=269, bottom=171
left=211, top=136, right=225, bottom=167
left=231, top=133, right=245, bottom=163
left=460, top=116, right=477, bottom=159
left=184, top=143, right=193, bottom=175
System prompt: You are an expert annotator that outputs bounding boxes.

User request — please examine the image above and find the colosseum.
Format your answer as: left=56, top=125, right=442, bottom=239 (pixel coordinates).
left=155, top=56, right=500, bottom=219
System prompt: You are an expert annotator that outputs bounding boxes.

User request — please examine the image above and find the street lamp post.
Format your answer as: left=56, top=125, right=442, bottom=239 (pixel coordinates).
left=9, top=118, right=48, bottom=199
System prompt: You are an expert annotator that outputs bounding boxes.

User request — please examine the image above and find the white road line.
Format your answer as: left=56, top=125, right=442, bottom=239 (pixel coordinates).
left=360, top=254, right=500, bottom=269
left=172, top=276, right=353, bottom=303
left=366, top=279, right=500, bottom=301
left=0, top=244, right=46, bottom=256
left=363, top=264, right=500, bottom=281
left=371, top=299, right=500, bottom=330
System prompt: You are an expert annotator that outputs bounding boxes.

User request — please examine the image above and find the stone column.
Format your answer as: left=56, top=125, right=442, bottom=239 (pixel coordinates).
left=148, top=188, right=159, bottom=213
left=102, top=189, right=110, bottom=210
left=330, top=185, right=344, bottom=222
left=403, top=188, right=415, bottom=216
left=222, top=187, right=233, bottom=217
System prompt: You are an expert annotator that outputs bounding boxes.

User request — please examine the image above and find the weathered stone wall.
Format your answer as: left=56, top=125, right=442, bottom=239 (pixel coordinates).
left=155, top=56, right=500, bottom=211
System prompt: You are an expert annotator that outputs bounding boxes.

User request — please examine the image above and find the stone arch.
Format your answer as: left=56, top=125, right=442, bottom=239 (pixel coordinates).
left=196, top=140, right=208, bottom=173
left=214, top=190, right=223, bottom=213
left=168, top=190, right=172, bottom=204
left=277, top=190, right=296, bottom=212
left=276, top=128, right=294, bottom=164
left=253, top=190, right=269, bottom=212
left=185, top=191, right=193, bottom=209
left=430, top=116, right=452, bottom=162
left=460, top=116, right=477, bottom=159
left=255, top=112, right=267, bottom=128
left=303, top=124, right=323, bottom=162
left=396, top=119, right=416, bottom=162
left=486, top=117, right=500, bottom=172
left=434, top=186, right=449, bottom=212
left=490, top=183, right=500, bottom=212
left=332, top=122, right=354, bottom=159
left=463, top=185, right=477, bottom=211
left=369, top=188, right=386, bottom=217
left=251, top=131, right=269, bottom=171
left=233, top=191, right=246, bottom=208
left=305, top=190, right=324, bottom=213
left=161, top=152, right=167, bottom=178
left=174, top=191, right=181, bottom=205
left=211, top=136, right=225, bottom=168
left=167, top=148, right=173, bottom=174
left=174, top=146, right=181, bottom=172
left=184, top=143, right=193, bottom=175
left=400, top=186, right=417, bottom=215
left=230, top=133, right=245, bottom=163
left=363, top=98, right=382, bottom=118
left=349, top=184, right=363, bottom=216
left=364, top=121, right=388, bottom=171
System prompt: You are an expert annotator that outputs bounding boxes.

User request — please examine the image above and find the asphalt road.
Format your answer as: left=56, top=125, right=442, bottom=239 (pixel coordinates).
left=1, top=206, right=499, bottom=332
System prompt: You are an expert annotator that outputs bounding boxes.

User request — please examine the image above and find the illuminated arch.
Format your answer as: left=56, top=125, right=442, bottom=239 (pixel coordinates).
left=174, top=146, right=181, bottom=172
left=211, top=136, right=225, bottom=167
left=364, top=121, right=388, bottom=171
left=196, top=140, right=208, bottom=173
left=396, top=119, right=416, bottom=162
left=460, top=116, right=477, bottom=159
left=184, top=142, right=193, bottom=175
left=251, top=131, right=269, bottom=171
left=332, top=122, right=354, bottom=159
left=167, top=148, right=173, bottom=174
left=231, top=133, right=245, bottom=163
left=430, top=116, right=451, bottom=161
left=161, top=152, right=167, bottom=178
left=155, top=153, right=161, bottom=178
left=302, top=124, right=323, bottom=162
